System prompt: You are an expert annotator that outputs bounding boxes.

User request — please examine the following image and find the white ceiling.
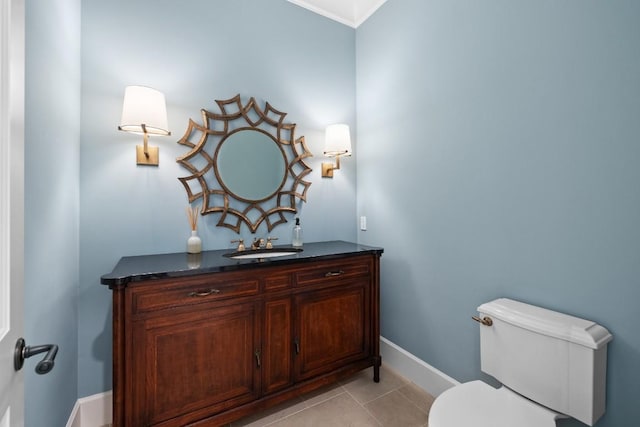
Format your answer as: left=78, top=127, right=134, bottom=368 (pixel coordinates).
left=287, top=0, right=387, bottom=28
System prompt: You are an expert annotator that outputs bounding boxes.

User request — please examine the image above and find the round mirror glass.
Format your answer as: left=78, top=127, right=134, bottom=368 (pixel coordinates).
left=215, top=129, right=286, bottom=201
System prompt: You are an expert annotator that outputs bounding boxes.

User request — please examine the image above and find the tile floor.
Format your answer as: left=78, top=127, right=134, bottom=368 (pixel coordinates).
left=230, top=365, right=435, bottom=427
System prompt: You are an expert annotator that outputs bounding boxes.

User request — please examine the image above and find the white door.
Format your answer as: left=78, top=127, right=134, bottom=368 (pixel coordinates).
left=0, top=0, right=25, bottom=425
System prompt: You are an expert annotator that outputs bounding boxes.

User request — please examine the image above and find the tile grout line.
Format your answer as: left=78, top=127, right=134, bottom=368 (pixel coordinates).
left=357, top=397, right=384, bottom=427
left=301, top=385, right=347, bottom=409
left=261, top=390, right=351, bottom=426
left=341, top=382, right=405, bottom=426
left=344, top=380, right=404, bottom=406
left=350, top=380, right=433, bottom=426
left=397, top=384, right=431, bottom=417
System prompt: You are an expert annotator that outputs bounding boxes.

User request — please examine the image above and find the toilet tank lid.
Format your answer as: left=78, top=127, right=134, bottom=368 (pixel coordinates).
left=478, top=298, right=613, bottom=350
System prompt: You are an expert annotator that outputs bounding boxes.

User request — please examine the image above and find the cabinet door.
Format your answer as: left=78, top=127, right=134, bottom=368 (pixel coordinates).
left=263, top=297, right=293, bottom=394
left=128, top=301, right=261, bottom=426
left=294, top=282, right=370, bottom=381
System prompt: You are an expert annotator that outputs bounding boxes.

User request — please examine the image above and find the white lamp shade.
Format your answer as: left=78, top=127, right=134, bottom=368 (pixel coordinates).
left=119, top=85, right=170, bottom=136
left=324, top=124, right=352, bottom=157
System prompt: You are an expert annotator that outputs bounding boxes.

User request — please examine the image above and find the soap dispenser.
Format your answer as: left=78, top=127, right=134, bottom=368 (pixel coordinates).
left=292, top=217, right=303, bottom=247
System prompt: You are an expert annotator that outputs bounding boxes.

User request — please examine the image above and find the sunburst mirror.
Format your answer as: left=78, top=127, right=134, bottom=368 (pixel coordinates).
left=176, top=95, right=313, bottom=233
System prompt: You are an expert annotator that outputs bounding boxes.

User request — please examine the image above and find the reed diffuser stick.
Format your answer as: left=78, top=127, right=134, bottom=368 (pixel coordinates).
left=186, top=206, right=199, bottom=231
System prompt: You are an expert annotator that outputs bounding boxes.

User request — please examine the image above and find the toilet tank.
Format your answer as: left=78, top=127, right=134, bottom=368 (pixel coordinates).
left=477, top=298, right=612, bottom=426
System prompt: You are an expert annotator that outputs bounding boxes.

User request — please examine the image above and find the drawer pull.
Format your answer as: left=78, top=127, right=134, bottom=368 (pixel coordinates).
left=324, top=270, right=345, bottom=277
left=187, top=289, right=221, bottom=297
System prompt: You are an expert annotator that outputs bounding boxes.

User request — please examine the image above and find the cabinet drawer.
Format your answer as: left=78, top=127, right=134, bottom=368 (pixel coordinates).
left=131, top=276, right=259, bottom=314
left=264, top=273, right=291, bottom=291
left=294, top=257, right=371, bottom=287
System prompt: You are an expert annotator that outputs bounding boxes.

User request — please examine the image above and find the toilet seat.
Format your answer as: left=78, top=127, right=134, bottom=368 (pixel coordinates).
left=428, top=381, right=562, bottom=427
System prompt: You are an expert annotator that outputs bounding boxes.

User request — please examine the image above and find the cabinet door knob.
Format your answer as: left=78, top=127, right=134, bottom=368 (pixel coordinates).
left=188, top=289, right=221, bottom=297
left=254, top=350, right=261, bottom=368
left=294, top=338, right=300, bottom=355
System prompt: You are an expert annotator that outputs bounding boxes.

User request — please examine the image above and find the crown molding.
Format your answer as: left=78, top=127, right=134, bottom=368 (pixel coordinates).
left=287, top=0, right=387, bottom=28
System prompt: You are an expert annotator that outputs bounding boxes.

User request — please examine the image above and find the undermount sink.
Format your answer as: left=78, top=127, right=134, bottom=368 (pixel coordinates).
left=224, top=247, right=303, bottom=260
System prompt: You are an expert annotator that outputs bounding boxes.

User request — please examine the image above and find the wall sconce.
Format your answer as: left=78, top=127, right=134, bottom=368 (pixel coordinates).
left=118, top=85, right=170, bottom=166
left=322, top=124, right=352, bottom=178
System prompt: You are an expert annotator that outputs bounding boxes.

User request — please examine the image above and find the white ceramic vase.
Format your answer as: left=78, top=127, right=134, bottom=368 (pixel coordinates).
left=187, top=230, right=202, bottom=254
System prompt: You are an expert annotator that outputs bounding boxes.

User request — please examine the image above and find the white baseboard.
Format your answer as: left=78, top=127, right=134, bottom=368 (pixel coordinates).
left=66, top=338, right=455, bottom=426
left=380, top=336, right=460, bottom=396
left=65, top=390, right=112, bottom=427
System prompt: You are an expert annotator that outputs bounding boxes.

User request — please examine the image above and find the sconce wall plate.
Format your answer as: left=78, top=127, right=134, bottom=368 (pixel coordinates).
left=321, top=162, right=334, bottom=178
left=322, top=156, right=342, bottom=178
left=136, top=144, right=159, bottom=166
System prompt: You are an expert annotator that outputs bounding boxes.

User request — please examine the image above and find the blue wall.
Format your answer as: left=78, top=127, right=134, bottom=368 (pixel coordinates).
left=25, top=1, right=639, bottom=426
left=79, top=0, right=357, bottom=397
left=356, top=0, right=640, bottom=426
left=25, top=0, right=81, bottom=425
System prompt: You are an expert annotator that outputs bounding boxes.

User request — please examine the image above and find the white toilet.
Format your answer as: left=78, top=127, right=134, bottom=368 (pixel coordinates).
left=428, top=298, right=613, bottom=427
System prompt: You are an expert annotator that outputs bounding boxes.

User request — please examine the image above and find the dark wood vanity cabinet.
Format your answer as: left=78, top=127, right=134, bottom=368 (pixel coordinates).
left=105, top=244, right=382, bottom=427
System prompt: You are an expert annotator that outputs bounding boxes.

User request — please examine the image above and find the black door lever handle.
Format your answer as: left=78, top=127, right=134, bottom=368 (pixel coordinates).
left=14, top=337, right=59, bottom=375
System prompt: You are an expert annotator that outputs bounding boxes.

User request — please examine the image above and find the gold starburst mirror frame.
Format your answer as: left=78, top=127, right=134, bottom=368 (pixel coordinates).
left=176, top=95, right=313, bottom=233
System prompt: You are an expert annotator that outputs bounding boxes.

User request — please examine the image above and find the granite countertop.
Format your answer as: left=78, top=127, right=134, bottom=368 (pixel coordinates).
left=101, top=240, right=383, bottom=288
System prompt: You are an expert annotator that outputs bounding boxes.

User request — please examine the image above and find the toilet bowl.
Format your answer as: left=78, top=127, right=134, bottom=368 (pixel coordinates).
left=427, top=298, right=612, bottom=427
left=428, top=381, right=561, bottom=427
